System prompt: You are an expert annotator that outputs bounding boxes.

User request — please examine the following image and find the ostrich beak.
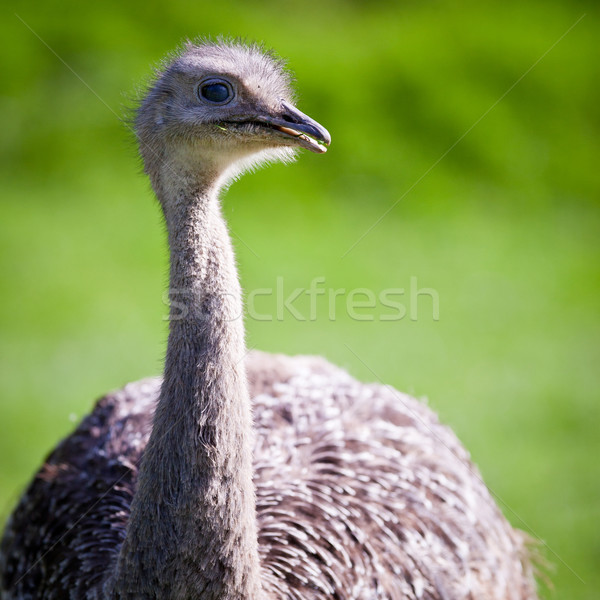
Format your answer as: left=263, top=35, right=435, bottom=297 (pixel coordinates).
left=270, top=101, right=331, bottom=154
left=252, top=100, right=331, bottom=154
left=223, top=101, right=331, bottom=154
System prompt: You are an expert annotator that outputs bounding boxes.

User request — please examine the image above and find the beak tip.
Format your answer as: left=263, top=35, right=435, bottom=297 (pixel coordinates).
left=281, top=100, right=331, bottom=148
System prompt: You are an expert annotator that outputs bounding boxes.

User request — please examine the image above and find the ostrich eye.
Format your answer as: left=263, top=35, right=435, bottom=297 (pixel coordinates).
left=199, top=81, right=232, bottom=104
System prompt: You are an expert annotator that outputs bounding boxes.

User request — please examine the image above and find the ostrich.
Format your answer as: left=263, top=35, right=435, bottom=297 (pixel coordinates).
left=0, top=41, right=537, bottom=599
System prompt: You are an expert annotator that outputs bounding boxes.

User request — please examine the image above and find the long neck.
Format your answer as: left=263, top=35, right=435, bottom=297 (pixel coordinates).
left=108, top=170, right=262, bottom=599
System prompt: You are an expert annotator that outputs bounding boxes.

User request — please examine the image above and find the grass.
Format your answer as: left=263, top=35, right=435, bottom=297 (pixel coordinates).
left=0, top=0, right=598, bottom=597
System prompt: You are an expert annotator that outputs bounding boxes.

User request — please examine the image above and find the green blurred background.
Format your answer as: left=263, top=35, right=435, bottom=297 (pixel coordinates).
left=1, top=0, right=598, bottom=597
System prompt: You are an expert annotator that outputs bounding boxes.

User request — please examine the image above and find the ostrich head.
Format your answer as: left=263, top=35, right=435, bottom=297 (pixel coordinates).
left=135, top=40, right=331, bottom=187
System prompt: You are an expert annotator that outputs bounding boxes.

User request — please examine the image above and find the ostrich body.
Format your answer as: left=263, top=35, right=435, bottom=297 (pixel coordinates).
left=0, top=42, right=537, bottom=599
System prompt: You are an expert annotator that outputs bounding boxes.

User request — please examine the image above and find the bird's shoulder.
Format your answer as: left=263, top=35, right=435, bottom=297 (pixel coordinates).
left=248, top=349, right=460, bottom=456
left=0, top=378, right=159, bottom=598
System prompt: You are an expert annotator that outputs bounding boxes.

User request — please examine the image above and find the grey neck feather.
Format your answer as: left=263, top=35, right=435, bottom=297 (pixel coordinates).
left=107, top=158, right=262, bottom=599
